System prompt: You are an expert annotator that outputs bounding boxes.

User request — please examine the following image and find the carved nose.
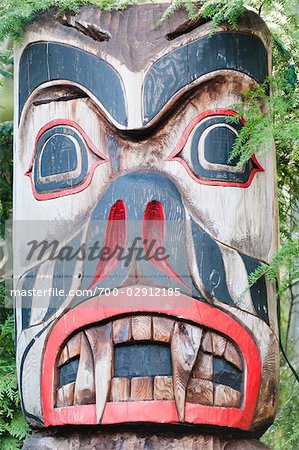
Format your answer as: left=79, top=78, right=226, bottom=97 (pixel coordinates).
left=81, top=171, right=192, bottom=293
left=88, top=197, right=188, bottom=289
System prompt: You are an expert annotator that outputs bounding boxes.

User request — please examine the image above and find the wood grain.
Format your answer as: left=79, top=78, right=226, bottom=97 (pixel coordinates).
left=85, top=324, right=113, bottom=422
left=211, top=333, right=227, bottom=357
left=58, top=332, right=82, bottom=367
left=224, top=341, right=243, bottom=371
left=73, top=332, right=95, bottom=405
left=186, top=378, right=213, bottom=405
left=171, top=322, right=202, bottom=421
left=214, top=384, right=242, bottom=407
left=201, top=331, right=213, bottom=353
left=56, top=382, right=75, bottom=408
left=153, top=376, right=174, bottom=400
left=153, top=317, right=174, bottom=343
left=130, top=377, right=153, bottom=401
left=113, top=317, right=132, bottom=344
left=192, top=351, right=213, bottom=380
left=132, top=316, right=152, bottom=340
left=110, top=377, right=130, bottom=402
left=22, top=430, right=270, bottom=449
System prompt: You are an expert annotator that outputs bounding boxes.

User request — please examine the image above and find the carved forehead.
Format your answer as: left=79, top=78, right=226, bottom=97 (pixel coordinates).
left=18, top=5, right=271, bottom=129
left=25, top=5, right=271, bottom=69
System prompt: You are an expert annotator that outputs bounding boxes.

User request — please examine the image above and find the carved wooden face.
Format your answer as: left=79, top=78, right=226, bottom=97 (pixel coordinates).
left=14, top=5, right=279, bottom=433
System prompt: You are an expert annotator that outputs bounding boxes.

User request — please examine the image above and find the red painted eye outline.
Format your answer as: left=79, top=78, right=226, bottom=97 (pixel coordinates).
left=26, top=120, right=109, bottom=201
left=166, top=109, right=264, bottom=188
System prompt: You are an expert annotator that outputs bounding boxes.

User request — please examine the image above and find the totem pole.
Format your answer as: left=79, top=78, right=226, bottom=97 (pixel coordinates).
left=14, top=4, right=279, bottom=448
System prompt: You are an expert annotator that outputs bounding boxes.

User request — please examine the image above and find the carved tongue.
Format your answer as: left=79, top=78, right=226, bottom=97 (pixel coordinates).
left=85, top=324, right=113, bottom=423
left=171, top=322, right=202, bottom=421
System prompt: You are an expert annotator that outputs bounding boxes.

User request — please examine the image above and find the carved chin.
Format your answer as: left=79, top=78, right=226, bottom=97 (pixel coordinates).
left=41, top=290, right=260, bottom=429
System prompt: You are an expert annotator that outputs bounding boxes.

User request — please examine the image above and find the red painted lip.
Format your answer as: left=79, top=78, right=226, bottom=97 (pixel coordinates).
left=42, top=289, right=261, bottom=430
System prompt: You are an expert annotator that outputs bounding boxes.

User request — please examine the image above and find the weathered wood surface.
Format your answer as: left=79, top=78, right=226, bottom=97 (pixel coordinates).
left=171, top=322, right=202, bottom=421
left=73, top=332, right=95, bottom=405
left=153, top=376, right=174, bottom=400
left=132, top=316, right=152, bottom=341
left=153, top=317, right=174, bottom=343
left=22, top=431, right=270, bottom=449
left=110, top=377, right=130, bottom=402
left=113, top=317, right=132, bottom=344
left=85, top=324, right=113, bottom=422
left=130, top=377, right=153, bottom=401
left=14, top=0, right=278, bottom=442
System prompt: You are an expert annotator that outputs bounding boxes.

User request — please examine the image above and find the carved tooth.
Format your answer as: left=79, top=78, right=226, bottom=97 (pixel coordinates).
left=153, top=317, right=174, bottom=343
left=154, top=376, right=174, bottom=400
left=211, top=333, right=227, bottom=357
left=201, top=331, right=213, bottom=353
left=74, top=332, right=95, bottom=405
left=58, top=332, right=82, bottom=367
left=186, top=378, right=213, bottom=405
left=110, top=377, right=130, bottom=402
left=130, top=376, right=153, bottom=401
left=171, top=322, right=202, bottom=421
left=85, top=324, right=113, bottom=423
left=56, top=382, right=75, bottom=407
left=113, top=317, right=132, bottom=344
left=214, top=384, right=241, bottom=407
left=132, top=316, right=152, bottom=340
left=224, top=341, right=243, bottom=371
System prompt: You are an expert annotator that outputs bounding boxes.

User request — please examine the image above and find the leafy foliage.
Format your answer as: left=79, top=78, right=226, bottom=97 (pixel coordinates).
left=262, top=366, right=299, bottom=448
left=0, top=0, right=298, bottom=448
left=0, top=121, right=12, bottom=237
left=0, top=285, right=30, bottom=449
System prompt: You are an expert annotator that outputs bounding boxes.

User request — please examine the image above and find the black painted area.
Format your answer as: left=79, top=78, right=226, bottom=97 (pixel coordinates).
left=144, top=32, right=268, bottom=123
left=114, top=343, right=172, bottom=378
left=20, top=325, right=51, bottom=424
left=204, top=126, right=239, bottom=166
left=240, top=253, right=269, bottom=324
left=213, top=357, right=243, bottom=392
left=21, top=266, right=39, bottom=330
left=19, top=43, right=127, bottom=126
left=40, top=134, right=78, bottom=177
left=59, top=357, right=79, bottom=387
left=192, top=220, right=234, bottom=306
left=189, top=116, right=254, bottom=184
left=34, top=125, right=88, bottom=193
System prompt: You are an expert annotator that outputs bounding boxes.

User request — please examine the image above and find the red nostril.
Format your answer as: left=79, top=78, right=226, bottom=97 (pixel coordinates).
left=88, top=200, right=127, bottom=289
left=143, top=201, right=189, bottom=290
left=109, top=199, right=126, bottom=221
left=143, top=200, right=165, bottom=221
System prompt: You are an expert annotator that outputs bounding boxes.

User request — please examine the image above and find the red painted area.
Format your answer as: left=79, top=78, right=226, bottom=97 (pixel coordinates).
left=143, top=201, right=189, bottom=289
left=25, top=119, right=109, bottom=201
left=42, top=290, right=261, bottom=430
left=89, top=200, right=127, bottom=289
left=167, top=109, right=264, bottom=188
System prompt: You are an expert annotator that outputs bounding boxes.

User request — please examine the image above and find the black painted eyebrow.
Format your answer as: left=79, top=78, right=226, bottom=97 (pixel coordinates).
left=143, top=32, right=268, bottom=124
left=19, top=42, right=128, bottom=126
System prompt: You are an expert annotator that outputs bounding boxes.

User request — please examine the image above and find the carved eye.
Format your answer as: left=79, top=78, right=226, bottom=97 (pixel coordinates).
left=168, top=110, right=263, bottom=187
left=27, top=120, right=108, bottom=199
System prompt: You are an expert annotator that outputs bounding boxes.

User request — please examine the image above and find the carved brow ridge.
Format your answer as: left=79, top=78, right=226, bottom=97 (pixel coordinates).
left=19, top=33, right=268, bottom=128
left=143, top=32, right=268, bottom=124
left=18, top=42, right=127, bottom=126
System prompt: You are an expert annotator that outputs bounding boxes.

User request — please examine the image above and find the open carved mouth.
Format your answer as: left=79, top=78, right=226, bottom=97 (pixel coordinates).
left=55, top=314, right=243, bottom=422
left=42, top=289, right=260, bottom=429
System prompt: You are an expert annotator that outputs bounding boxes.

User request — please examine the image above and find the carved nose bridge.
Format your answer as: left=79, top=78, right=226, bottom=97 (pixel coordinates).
left=84, top=171, right=190, bottom=290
